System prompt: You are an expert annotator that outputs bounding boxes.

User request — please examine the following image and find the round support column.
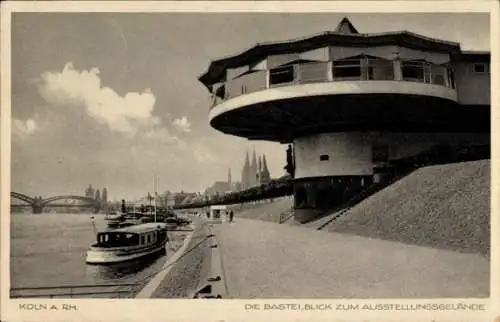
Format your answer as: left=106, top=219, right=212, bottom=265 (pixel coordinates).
left=292, top=132, right=374, bottom=223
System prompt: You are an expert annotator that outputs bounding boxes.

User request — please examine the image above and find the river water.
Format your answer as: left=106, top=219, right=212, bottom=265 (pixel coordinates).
left=10, top=213, right=169, bottom=291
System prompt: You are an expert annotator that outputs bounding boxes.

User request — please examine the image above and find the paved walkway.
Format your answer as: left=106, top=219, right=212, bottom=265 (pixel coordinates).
left=214, top=218, right=489, bottom=299
left=138, top=218, right=212, bottom=298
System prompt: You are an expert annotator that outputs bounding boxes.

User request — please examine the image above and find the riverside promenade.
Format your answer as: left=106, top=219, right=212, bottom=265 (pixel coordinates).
left=213, top=218, right=489, bottom=299
left=137, top=217, right=212, bottom=298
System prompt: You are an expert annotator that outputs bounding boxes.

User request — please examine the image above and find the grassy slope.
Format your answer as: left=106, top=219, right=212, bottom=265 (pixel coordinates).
left=326, top=160, right=490, bottom=256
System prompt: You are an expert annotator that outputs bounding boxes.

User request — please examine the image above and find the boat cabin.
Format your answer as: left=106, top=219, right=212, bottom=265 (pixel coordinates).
left=94, top=223, right=168, bottom=248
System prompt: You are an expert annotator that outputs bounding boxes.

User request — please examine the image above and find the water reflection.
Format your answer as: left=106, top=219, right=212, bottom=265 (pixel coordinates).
left=11, top=214, right=173, bottom=289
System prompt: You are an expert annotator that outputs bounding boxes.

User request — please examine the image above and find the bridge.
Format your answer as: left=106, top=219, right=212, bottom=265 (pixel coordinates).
left=10, top=192, right=102, bottom=214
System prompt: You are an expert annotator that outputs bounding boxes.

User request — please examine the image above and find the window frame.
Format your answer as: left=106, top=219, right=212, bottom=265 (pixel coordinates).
left=332, top=57, right=363, bottom=79
left=401, top=60, right=427, bottom=82
left=472, top=63, right=487, bottom=74
left=269, top=65, right=295, bottom=86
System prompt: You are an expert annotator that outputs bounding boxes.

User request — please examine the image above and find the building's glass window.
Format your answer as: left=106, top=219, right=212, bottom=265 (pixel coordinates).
left=473, top=63, right=487, bottom=73
left=332, top=58, right=362, bottom=80
left=401, top=61, right=426, bottom=83
left=214, top=85, right=225, bottom=99
left=269, top=65, right=294, bottom=86
left=320, top=154, right=329, bottom=161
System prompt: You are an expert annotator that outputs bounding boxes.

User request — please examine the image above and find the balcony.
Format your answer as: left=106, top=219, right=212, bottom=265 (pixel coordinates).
left=210, top=57, right=457, bottom=108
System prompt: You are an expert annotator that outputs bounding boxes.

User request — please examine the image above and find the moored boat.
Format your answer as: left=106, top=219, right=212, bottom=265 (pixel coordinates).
left=85, top=223, right=169, bottom=264
left=105, top=211, right=126, bottom=228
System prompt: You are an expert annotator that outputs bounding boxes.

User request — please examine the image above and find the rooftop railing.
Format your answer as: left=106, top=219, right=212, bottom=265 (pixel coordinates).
left=211, top=58, right=456, bottom=108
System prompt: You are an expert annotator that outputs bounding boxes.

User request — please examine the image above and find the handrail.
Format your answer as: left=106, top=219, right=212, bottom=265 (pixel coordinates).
left=10, top=283, right=139, bottom=298
left=11, top=290, right=134, bottom=298
left=211, top=59, right=456, bottom=107
left=11, top=283, right=137, bottom=290
left=279, top=210, right=294, bottom=224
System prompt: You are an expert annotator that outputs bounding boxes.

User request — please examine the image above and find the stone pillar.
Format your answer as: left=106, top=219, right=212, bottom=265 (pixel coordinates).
left=327, top=61, right=333, bottom=81
left=393, top=59, right=402, bottom=81
left=32, top=196, right=43, bottom=214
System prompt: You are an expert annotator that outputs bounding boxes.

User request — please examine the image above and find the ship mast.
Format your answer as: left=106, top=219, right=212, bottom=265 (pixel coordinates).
left=153, top=173, right=158, bottom=222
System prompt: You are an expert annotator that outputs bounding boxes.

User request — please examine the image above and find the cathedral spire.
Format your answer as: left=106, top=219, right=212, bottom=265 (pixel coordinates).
left=242, top=150, right=250, bottom=190
left=261, top=154, right=271, bottom=184
left=263, top=154, right=269, bottom=172
left=258, top=156, right=262, bottom=184
left=228, top=168, right=232, bottom=186
left=245, top=150, right=250, bottom=166
left=250, top=147, right=257, bottom=187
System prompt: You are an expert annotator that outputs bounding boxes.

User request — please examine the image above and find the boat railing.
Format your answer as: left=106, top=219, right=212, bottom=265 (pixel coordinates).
left=10, top=283, right=139, bottom=299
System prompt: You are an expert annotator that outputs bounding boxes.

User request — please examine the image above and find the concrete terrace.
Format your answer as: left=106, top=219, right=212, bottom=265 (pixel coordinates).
left=228, top=197, right=293, bottom=223
left=214, top=218, right=489, bottom=298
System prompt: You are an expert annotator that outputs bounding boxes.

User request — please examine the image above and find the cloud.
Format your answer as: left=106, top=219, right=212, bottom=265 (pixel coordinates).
left=37, top=62, right=160, bottom=137
left=172, top=116, right=192, bottom=133
left=12, top=118, right=37, bottom=138
left=143, top=128, right=181, bottom=143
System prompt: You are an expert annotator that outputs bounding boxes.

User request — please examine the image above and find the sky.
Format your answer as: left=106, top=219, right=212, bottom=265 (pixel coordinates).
left=10, top=12, right=490, bottom=200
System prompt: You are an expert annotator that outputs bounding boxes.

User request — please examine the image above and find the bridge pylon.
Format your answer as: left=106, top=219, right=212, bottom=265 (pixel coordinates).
left=32, top=196, right=43, bottom=214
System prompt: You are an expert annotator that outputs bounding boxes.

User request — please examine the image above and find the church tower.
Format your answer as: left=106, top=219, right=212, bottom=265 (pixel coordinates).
left=261, top=154, right=271, bottom=184
left=258, top=156, right=262, bottom=184
left=242, top=151, right=250, bottom=190
left=227, top=168, right=232, bottom=189
left=250, top=147, right=257, bottom=187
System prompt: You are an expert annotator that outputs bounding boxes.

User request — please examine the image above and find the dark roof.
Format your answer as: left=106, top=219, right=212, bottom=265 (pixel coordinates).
left=461, top=51, right=490, bottom=62
left=335, top=17, right=359, bottom=34
left=198, top=18, right=462, bottom=89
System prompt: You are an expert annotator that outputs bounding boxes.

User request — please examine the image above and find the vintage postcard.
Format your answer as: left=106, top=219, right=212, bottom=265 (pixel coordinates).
left=1, top=1, right=499, bottom=322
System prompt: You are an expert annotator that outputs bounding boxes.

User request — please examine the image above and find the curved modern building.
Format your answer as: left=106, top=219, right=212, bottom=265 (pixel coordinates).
left=198, top=17, right=490, bottom=222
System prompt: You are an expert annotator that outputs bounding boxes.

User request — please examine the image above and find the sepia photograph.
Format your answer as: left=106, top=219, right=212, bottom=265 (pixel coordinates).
left=1, top=2, right=498, bottom=321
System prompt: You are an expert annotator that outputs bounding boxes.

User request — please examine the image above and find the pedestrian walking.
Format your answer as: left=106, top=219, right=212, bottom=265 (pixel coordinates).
left=229, top=210, right=234, bottom=223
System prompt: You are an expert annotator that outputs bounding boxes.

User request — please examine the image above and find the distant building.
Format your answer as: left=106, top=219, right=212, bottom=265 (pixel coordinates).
left=205, top=149, right=273, bottom=197
left=205, top=181, right=231, bottom=196
left=84, top=184, right=95, bottom=199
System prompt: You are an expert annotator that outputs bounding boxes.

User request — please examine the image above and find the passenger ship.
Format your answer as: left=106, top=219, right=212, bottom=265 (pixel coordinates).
left=85, top=223, right=169, bottom=264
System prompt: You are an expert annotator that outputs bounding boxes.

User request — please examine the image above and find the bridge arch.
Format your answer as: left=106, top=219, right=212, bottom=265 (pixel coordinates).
left=11, top=192, right=34, bottom=205
left=41, top=195, right=97, bottom=206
